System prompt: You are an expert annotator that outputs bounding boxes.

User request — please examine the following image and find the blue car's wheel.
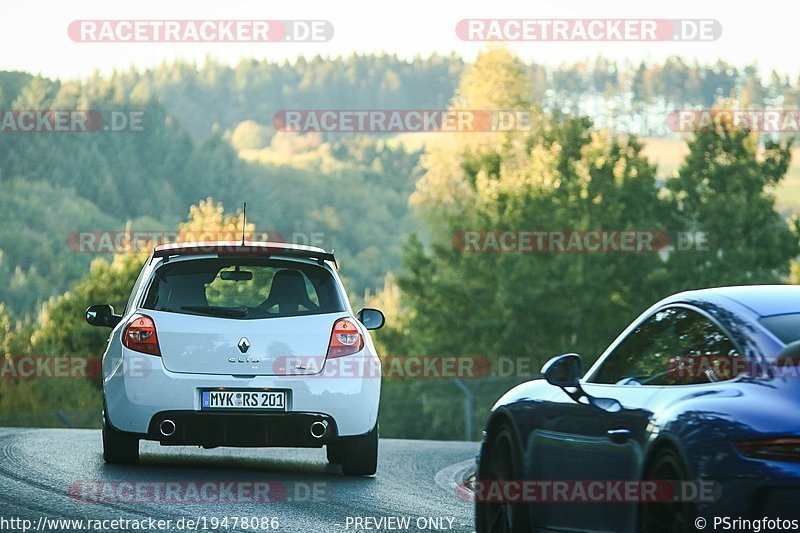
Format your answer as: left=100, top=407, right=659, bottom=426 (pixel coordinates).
left=476, top=424, right=530, bottom=533
left=639, top=449, right=694, bottom=533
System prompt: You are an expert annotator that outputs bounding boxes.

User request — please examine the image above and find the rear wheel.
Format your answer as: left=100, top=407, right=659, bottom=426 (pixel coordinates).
left=475, top=423, right=530, bottom=533
left=327, top=424, right=378, bottom=476
left=639, top=448, right=693, bottom=533
left=326, top=443, right=344, bottom=465
left=102, top=409, right=139, bottom=465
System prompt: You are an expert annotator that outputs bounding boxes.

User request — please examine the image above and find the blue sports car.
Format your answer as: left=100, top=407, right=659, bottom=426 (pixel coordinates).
left=476, top=285, right=800, bottom=533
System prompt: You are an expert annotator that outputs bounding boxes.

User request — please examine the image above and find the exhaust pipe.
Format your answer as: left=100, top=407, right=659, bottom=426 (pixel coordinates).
left=159, top=419, right=176, bottom=437
left=310, top=420, right=328, bottom=439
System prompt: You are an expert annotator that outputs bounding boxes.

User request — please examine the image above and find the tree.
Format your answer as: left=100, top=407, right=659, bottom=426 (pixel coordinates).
left=229, top=120, right=271, bottom=151
left=32, top=252, right=147, bottom=359
left=401, top=119, right=666, bottom=362
left=410, top=46, right=536, bottom=230
left=392, top=49, right=668, bottom=439
left=664, top=110, right=799, bottom=287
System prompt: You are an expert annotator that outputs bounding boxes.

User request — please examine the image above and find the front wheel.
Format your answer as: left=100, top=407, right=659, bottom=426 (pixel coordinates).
left=327, top=425, right=378, bottom=476
left=102, top=409, right=139, bottom=465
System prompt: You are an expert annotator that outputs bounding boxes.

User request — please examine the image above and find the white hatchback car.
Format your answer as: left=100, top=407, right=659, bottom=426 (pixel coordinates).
left=86, top=241, right=384, bottom=476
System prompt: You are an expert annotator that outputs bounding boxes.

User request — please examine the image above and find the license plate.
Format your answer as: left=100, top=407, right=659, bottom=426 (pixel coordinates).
left=201, top=390, right=287, bottom=411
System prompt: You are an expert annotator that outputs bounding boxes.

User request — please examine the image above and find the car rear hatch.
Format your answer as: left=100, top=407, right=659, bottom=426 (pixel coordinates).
left=137, top=253, right=349, bottom=376
left=147, top=310, right=344, bottom=376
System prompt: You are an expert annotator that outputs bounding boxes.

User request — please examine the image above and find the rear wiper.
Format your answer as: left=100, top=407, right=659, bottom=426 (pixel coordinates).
left=180, top=305, right=248, bottom=318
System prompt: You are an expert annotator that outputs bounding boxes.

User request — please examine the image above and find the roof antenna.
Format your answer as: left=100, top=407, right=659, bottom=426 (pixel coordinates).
left=241, top=202, right=247, bottom=245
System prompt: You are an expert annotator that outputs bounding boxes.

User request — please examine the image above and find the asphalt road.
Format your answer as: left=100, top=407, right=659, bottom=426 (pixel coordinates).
left=0, top=428, right=478, bottom=533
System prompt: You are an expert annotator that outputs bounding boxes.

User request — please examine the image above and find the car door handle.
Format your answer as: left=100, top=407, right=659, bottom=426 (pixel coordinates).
left=606, top=428, right=631, bottom=443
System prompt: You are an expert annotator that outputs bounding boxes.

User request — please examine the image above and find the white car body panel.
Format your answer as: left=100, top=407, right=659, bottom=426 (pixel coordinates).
left=152, top=310, right=342, bottom=376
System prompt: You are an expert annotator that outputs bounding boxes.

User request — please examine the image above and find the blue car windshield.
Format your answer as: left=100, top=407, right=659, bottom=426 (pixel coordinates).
left=759, top=313, right=800, bottom=344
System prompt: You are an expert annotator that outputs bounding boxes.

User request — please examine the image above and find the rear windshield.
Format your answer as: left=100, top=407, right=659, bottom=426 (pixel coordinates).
left=142, top=258, right=346, bottom=319
left=759, top=313, right=800, bottom=344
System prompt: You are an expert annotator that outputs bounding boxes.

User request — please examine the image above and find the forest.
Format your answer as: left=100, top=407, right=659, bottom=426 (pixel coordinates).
left=1, top=49, right=798, bottom=438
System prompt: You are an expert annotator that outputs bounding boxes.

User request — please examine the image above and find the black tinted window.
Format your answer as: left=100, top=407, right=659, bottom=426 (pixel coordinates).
left=590, top=307, right=742, bottom=385
left=759, top=313, right=800, bottom=344
left=142, top=258, right=346, bottom=319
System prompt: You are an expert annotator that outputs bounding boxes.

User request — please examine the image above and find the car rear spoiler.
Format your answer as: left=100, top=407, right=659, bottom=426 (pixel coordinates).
left=152, top=243, right=337, bottom=268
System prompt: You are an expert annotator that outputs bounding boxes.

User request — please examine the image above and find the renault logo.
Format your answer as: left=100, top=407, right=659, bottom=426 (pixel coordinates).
left=238, top=337, right=251, bottom=353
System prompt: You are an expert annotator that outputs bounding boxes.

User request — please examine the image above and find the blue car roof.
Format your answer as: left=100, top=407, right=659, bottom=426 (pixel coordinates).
left=673, top=285, right=800, bottom=317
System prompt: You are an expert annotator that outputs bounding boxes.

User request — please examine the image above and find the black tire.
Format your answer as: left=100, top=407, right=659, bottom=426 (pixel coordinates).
left=639, top=448, right=694, bottom=533
left=475, top=423, right=530, bottom=533
left=102, top=409, right=139, bottom=465
left=328, top=424, right=378, bottom=476
left=326, top=443, right=345, bottom=465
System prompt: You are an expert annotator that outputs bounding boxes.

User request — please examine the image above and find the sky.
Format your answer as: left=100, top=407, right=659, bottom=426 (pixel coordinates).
left=1, top=0, right=796, bottom=80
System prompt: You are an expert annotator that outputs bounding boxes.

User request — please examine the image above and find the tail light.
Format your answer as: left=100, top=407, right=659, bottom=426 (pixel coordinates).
left=326, top=318, right=364, bottom=358
left=736, top=438, right=800, bottom=462
left=122, top=314, right=161, bottom=356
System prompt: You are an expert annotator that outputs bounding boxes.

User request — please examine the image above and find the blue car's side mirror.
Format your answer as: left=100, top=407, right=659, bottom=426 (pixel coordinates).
left=541, top=353, right=583, bottom=387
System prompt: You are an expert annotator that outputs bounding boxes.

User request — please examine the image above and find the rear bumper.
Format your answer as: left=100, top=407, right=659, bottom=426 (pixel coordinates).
left=145, top=411, right=339, bottom=448
left=698, top=479, right=800, bottom=521
left=103, top=345, right=380, bottom=438
left=699, top=468, right=800, bottom=520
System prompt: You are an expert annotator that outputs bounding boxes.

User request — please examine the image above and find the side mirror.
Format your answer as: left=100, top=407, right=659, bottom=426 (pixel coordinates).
left=778, top=340, right=800, bottom=359
left=86, top=304, right=122, bottom=328
left=357, top=308, right=385, bottom=330
left=541, top=353, right=583, bottom=387
left=776, top=340, right=800, bottom=371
